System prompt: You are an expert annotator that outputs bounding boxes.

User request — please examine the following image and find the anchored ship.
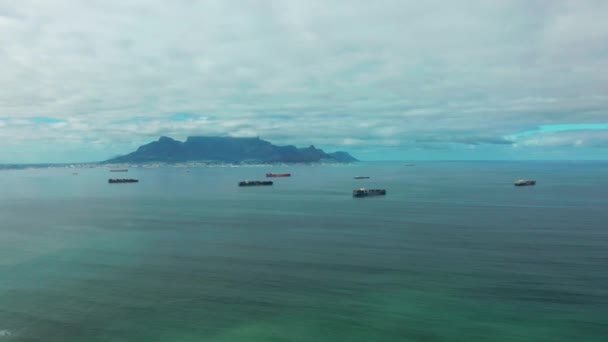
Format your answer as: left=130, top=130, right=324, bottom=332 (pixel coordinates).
left=353, top=188, right=386, bottom=197
left=514, top=179, right=536, bottom=186
left=108, top=178, right=139, bottom=183
left=239, top=180, right=273, bottom=186
left=266, top=173, right=291, bottom=177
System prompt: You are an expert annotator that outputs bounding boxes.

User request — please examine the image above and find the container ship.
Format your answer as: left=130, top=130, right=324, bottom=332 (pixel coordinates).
left=239, top=180, right=273, bottom=186
left=266, top=173, right=291, bottom=177
left=354, top=176, right=370, bottom=179
left=353, top=188, right=386, bottom=197
left=514, top=179, right=536, bottom=186
left=110, top=169, right=128, bottom=172
left=109, top=178, right=139, bottom=183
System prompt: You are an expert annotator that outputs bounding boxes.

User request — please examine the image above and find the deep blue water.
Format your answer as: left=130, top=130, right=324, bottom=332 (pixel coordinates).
left=1, top=161, right=607, bottom=341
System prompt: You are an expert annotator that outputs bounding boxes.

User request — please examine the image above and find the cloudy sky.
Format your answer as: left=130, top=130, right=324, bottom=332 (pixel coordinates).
left=1, top=0, right=607, bottom=163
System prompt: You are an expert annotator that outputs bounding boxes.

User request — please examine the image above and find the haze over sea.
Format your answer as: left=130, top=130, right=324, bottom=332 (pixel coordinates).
left=1, top=161, right=607, bottom=341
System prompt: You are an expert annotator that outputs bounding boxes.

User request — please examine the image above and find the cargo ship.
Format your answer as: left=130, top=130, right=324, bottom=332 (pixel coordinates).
left=514, top=179, right=536, bottom=186
left=109, top=178, right=139, bottom=183
left=353, top=188, right=386, bottom=197
left=110, top=169, right=128, bottom=172
left=354, top=176, right=370, bottom=179
left=266, top=173, right=291, bottom=177
left=239, top=180, right=273, bottom=186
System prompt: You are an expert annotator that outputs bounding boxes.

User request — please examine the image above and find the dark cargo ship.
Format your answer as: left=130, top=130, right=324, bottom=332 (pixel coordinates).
left=354, top=176, right=370, bottom=179
left=239, top=180, right=273, bottom=186
left=266, top=173, right=291, bottom=177
left=109, top=178, right=139, bottom=183
left=514, top=179, right=536, bottom=186
left=353, top=188, right=386, bottom=197
left=110, top=169, right=128, bottom=172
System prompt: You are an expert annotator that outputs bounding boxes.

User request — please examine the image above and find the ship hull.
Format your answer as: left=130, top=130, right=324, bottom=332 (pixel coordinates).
left=239, top=181, right=273, bottom=186
left=353, top=189, right=386, bottom=197
left=109, top=179, right=138, bottom=183
left=266, top=173, right=291, bottom=177
left=514, top=180, right=536, bottom=186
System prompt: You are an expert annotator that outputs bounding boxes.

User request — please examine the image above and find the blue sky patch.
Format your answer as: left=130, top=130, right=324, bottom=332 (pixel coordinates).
left=170, top=113, right=200, bottom=121
left=270, top=114, right=291, bottom=120
left=31, top=117, right=66, bottom=124
left=509, top=123, right=608, bottom=137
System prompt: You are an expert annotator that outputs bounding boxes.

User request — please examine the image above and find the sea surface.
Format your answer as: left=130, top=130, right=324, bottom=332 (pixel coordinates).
left=1, top=161, right=607, bottom=341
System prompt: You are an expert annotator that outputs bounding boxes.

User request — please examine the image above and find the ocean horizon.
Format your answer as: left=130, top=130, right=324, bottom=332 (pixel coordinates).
left=1, top=161, right=607, bottom=341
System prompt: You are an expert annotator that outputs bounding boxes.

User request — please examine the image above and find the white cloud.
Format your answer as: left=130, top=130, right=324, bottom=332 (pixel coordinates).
left=0, top=0, right=607, bottom=162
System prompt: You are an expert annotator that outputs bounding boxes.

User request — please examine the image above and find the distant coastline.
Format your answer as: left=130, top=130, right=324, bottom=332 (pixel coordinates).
left=0, top=160, right=354, bottom=171
left=4, top=160, right=608, bottom=171
left=0, top=136, right=360, bottom=169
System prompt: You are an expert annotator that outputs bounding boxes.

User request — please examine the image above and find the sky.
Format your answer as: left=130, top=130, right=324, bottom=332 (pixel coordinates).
left=1, top=0, right=607, bottom=163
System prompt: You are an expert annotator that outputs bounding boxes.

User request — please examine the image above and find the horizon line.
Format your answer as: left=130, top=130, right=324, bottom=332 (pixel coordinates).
left=2, top=159, right=608, bottom=167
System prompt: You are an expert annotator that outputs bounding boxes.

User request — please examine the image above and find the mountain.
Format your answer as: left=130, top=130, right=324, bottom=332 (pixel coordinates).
left=105, top=136, right=358, bottom=164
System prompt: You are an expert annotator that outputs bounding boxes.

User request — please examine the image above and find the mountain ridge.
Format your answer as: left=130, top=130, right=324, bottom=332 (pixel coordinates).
left=105, top=136, right=358, bottom=164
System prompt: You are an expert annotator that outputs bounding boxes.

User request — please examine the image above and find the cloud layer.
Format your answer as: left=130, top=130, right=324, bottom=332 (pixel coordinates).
left=1, top=0, right=607, bottom=162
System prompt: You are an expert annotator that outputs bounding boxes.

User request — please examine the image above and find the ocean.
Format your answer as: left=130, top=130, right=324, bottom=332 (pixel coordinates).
left=1, top=161, right=607, bottom=341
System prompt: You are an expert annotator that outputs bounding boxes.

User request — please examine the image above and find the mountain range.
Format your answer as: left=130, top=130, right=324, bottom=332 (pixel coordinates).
left=105, top=136, right=358, bottom=164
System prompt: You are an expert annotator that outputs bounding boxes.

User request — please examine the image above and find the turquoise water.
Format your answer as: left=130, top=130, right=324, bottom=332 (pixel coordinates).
left=1, top=162, right=607, bottom=341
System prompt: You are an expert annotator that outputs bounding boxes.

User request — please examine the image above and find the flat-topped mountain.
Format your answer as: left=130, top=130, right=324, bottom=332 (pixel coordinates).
left=105, top=136, right=358, bottom=163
